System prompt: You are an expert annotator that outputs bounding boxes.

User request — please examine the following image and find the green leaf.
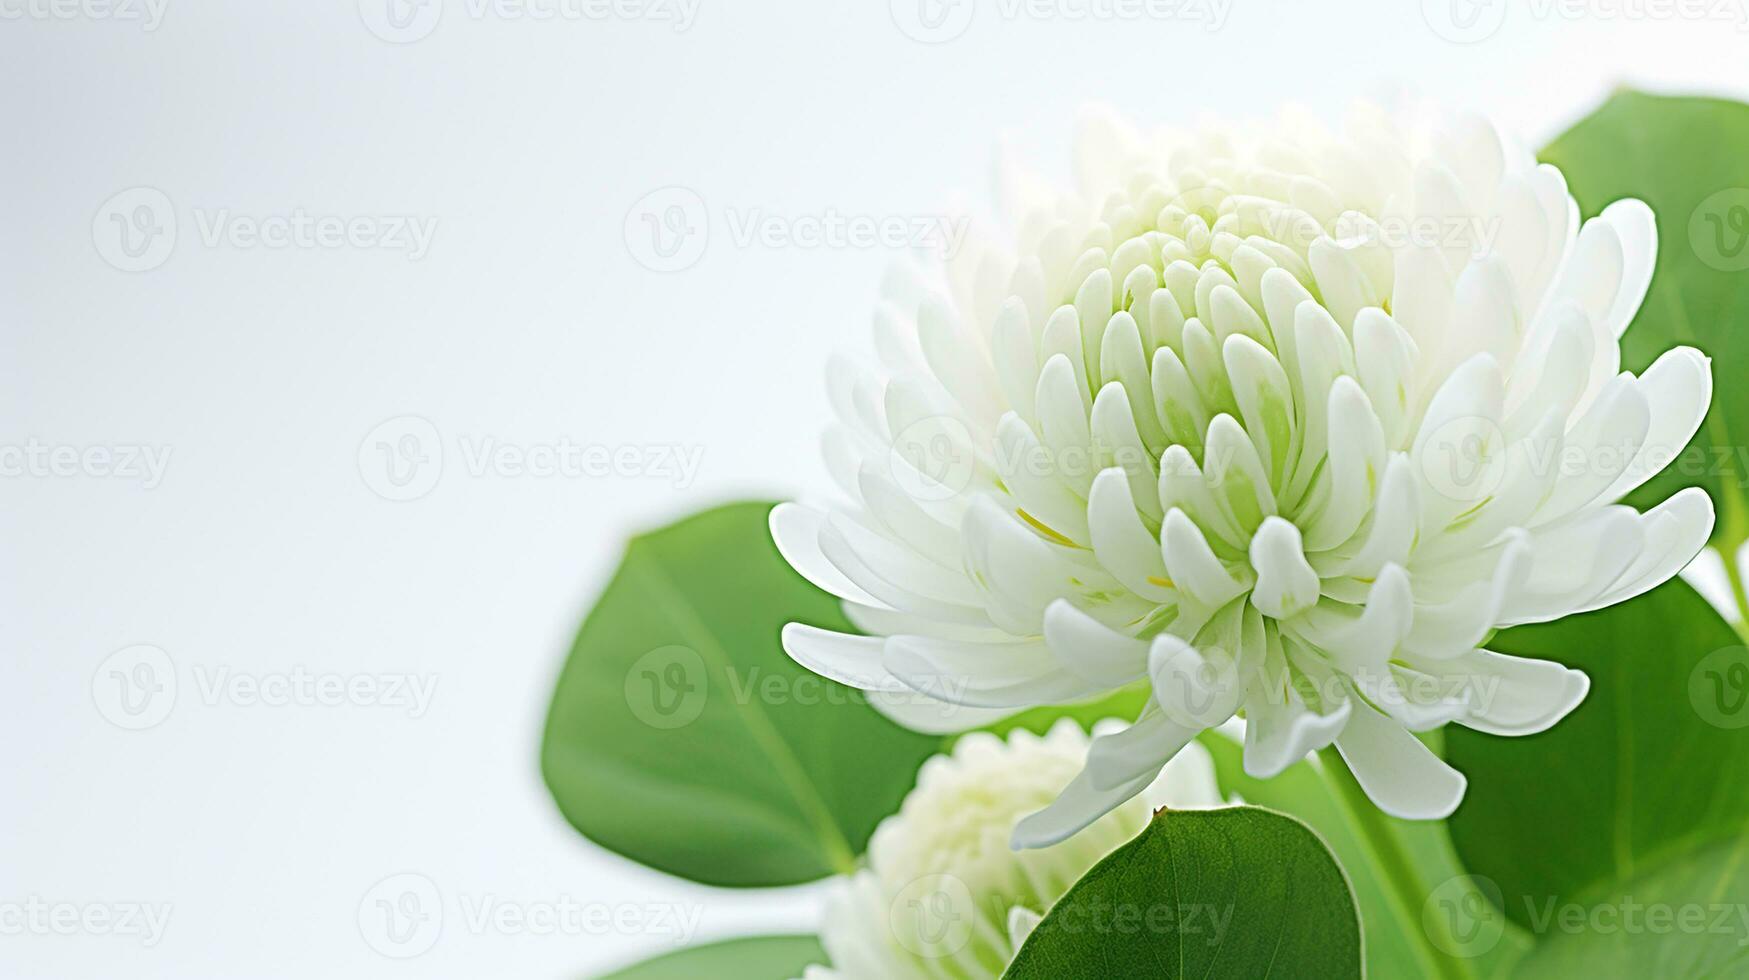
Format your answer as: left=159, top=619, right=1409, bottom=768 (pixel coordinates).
left=1540, top=90, right=1749, bottom=549
left=540, top=502, right=940, bottom=887
left=1446, top=580, right=1749, bottom=947
left=1198, top=732, right=1532, bottom=979
left=1506, top=837, right=1749, bottom=979
left=1002, top=806, right=1363, bottom=979
left=596, top=935, right=826, bottom=980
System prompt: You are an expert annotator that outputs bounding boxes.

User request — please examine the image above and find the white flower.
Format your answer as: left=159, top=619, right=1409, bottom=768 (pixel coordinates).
left=796, top=720, right=1221, bottom=980
left=772, top=103, right=1715, bottom=847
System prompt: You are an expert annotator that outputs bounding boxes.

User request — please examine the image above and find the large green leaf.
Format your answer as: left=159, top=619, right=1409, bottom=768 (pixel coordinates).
left=540, top=502, right=940, bottom=887
left=1446, top=580, right=1749, bottom=946
left=1541, top=90, right=1749, bottom=548
left=596, top=935, right=826, bottom=980
left=1506, top=836, right=1749, bottom=979
left=1002, top=806, right=1363, bottom=979
left=1198, top=733, right=1532, bottom=979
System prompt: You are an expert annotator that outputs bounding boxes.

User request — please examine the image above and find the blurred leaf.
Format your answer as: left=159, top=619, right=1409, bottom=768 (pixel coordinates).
left=1002, top=807, right=1362, bottom=979
left=1504, top=837, right=1749, bottom=979
left=540, top=502, right=939, bottom=887
left=1541, top=90, right=1749, bottom=546
left=596, top=935, right=826, bottom=980
left=1198, top=732, right=1531, bottom=979
left=1447, top=580, right=1749, bottom=947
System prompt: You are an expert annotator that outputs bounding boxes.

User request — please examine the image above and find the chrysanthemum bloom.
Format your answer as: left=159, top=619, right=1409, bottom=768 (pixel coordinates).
left=773, top=104, right=1714, bottom=848
left=795, top=721, right=1220, bottom=979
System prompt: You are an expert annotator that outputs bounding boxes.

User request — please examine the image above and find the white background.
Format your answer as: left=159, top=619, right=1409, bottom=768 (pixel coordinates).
left=3, top=1, right=1747, bottom=977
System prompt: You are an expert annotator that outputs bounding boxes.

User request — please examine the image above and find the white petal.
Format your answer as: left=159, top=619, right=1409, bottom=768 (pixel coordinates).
left=1604, top=346, right=1712, bottom=502
left=1304, top=377, right=1384, bottom=551
left=1448, top=649, right=1590, bottom=736
left=1086, top=468, right=1173, bottom=602
left=1161, top=508, right=1248, bottom=608
left=1582, top=487, right=1715, bottom=612
left=1011, top=762, right=1159, bottom=849
left=1249, top=516, right=1320, bottom=619
left=1085, top=709, right=1199, bottom=791
left=769, top=503, right=881, bottom=606
left=1149, top=632, right=1243, bottom=729
left=782, top=624, right=888, bottom=690
left=883, top=635, right=1098, bottom=708
left=1331, top=697, right=1466, bottom=820
left=1042, top=599, right=1150, bottom=688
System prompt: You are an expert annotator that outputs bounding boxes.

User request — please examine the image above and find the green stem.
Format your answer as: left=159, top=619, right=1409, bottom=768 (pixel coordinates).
left=1317, top=748, right=1479, bottom=980
left=1715, top=489, right=1749, bottom=645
